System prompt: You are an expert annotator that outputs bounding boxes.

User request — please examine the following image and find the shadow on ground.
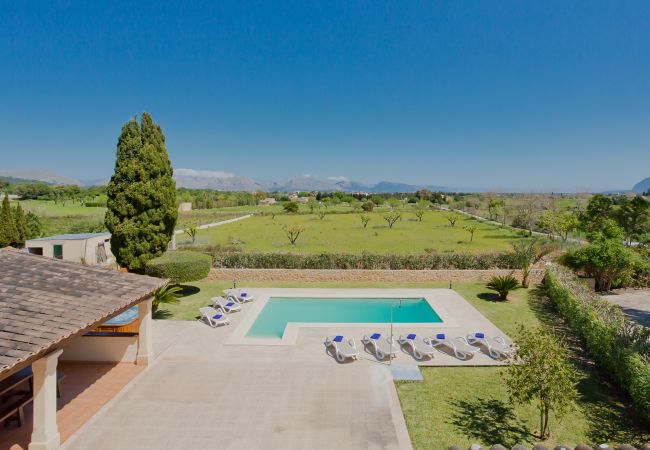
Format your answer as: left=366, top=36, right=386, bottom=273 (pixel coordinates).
left=477, top=292, right=503, bottom=302
left=448, top=397, right=531, bottom=445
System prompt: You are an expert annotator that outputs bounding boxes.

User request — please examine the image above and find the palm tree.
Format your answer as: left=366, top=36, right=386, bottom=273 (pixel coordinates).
left=486, top=275, right=521, bottom=300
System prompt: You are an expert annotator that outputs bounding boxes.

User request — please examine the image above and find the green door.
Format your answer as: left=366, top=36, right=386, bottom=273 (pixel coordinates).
left=53, top=244, right=63, bottom=259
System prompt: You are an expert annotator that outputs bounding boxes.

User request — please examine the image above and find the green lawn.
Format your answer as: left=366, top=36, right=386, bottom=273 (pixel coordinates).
left=157, top=280, right=650, bottom=446
left=177, top=210, right=528, bottom=253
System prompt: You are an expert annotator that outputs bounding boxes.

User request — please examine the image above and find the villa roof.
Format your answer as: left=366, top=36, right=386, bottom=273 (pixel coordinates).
left=0, top=250, right=166, bottom=378
left=27, top=232, right=111, bottom=241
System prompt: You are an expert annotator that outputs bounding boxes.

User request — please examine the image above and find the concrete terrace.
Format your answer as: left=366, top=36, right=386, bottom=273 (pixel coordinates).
left=64, top=288, right=511, bottom=450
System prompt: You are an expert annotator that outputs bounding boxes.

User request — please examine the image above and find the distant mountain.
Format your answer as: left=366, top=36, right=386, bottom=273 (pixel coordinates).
left=0, top=170, right=81, bottom=186
left=173, top=169, right=449, bottom=193
left=632, top=177, right=650, bottom=194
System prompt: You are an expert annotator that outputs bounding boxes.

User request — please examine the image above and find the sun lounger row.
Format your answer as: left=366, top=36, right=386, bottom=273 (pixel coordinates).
left=325, top=332, right=514, bottom=362
left=199, top=289, right=255, bottom=328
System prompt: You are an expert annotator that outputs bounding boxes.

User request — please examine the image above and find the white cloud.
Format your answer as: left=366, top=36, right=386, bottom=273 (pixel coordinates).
left=175, top=168, right=234, bottom=178
left=327, top=176, right=348, bottom=182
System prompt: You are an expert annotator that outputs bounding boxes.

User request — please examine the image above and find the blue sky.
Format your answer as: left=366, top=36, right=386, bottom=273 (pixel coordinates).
left=1, top=1, right=649, bottom=191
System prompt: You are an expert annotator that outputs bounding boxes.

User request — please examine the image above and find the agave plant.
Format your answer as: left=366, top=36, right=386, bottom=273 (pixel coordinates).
left=152, top=284, right=182, bottom=313
left=486, top=275, right=521, bottom=301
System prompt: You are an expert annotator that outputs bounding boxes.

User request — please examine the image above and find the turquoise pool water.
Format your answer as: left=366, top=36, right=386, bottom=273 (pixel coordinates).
left=246, top=297, right=442, bottom=339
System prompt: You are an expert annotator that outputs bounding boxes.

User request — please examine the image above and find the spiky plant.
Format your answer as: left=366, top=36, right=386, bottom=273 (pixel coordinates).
left=486, top=275, right=521, bottom=301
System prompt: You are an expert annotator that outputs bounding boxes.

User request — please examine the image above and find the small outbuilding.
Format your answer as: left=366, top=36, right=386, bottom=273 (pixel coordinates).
left=25, top=233, right=113, bottom=266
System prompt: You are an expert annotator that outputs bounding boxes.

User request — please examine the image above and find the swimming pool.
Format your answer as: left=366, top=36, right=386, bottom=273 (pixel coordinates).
left=246, top=297, right=443, bottom=339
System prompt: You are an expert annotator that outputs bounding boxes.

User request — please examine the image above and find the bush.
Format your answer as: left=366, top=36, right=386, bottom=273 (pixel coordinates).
left=544, top=265, right=650, bottom=423
left=486, top=274, right=521, bottom=300
left=208, top=251, right=518, bottom=270
left=361, top=201, right=375, bottom=212
left=283, top=201, right=299, bottom=213
left=145, top=250, right=212, bottom=283
left=84, top=201, right=107, bottom=207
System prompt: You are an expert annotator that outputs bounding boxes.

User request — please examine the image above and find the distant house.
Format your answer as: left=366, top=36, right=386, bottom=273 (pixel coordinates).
left=178, top=202, right=193, bottom=212
left=258, top=197, right=277, bottom=206
left=25, top=232, right=114, bottom=265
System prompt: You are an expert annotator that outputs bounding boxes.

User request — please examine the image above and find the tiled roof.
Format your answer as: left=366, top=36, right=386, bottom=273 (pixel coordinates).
left=0, top=250, right=166, bottom=377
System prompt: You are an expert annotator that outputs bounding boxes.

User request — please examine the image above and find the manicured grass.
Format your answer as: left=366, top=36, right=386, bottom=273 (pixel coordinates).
left=157, top=280, right=650, bottom=446
left=177, top=210, right=528, bottom=253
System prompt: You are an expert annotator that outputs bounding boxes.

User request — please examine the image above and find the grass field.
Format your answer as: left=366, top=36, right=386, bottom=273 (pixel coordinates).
left=157, top=279, right=650, bottom=447
left=177, top=210, right=528, bottom=253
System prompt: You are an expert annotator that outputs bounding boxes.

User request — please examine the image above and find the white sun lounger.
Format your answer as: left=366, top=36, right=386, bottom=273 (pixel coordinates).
left=212, top=296, right=242, bottom=313
left=427, top=333, right=478, bottom=360
left=324, top=335, right=359, bottom=362
left=199, top=307, right=230, bottom=327
left=361, top=333, right=398, bottom=360
left=398, top=333, right=436, bottom=360
left=223, top=288, right=254, bottom=303
left=466, top=332, right=515, bottom=359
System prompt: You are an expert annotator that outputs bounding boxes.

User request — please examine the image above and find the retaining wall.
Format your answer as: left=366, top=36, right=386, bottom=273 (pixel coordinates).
left=207, top=268, right=544, bottom=284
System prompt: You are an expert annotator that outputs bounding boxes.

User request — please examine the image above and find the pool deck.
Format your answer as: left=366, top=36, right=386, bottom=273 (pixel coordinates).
left=63, top=288, right=511, bottom=450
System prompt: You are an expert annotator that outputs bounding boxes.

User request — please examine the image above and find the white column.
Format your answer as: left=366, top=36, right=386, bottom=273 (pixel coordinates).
left=29, top=349, right=63, bottom=450
left=136, top=296, right=153, bottom=365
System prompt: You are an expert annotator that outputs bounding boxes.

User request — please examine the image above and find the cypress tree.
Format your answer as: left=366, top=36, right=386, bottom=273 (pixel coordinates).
left=0, top=194, right=18, bottom=247
left=105, top=113, right=177, bottom=271
left=13, top=203, right=27, bottom=246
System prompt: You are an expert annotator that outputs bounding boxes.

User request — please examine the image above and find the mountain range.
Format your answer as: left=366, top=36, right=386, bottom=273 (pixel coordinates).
left=2, top=168, right=650, bottom=195
left=172, top=168, right=448, bottom=193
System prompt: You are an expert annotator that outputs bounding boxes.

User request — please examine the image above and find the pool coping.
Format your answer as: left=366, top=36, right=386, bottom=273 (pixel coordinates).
left=225, top=288, right=462, bottom=346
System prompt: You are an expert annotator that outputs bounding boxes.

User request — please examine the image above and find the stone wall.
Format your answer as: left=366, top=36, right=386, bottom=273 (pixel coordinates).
left=207, top=268, right=544, bottom=284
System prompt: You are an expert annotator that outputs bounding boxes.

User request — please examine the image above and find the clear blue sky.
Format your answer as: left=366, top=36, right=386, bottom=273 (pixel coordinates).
left=1, top=1, right=649, bottom=191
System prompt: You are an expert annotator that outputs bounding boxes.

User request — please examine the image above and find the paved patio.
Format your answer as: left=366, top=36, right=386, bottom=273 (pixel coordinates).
left=63, top=288, right=511, bottom=450
left=603, top=289, right=650, bottom=327
left=0, top=362, right=143, bottom=450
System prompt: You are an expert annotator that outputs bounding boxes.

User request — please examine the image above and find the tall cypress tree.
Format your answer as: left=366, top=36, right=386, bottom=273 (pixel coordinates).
left=105, top=113, right=177, bottom=271
left=13, top=203, right=27, bottom=246
left=0, top=194, right=18, bottom=247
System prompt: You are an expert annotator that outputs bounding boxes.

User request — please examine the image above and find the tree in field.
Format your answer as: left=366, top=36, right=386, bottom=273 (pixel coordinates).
left=446, top=213, right=459, bottom=227
left=105, top=113, right=178, bottom=271
left=283, top=224, right=305, bottom=245
left=414, top=201, right=428, bottom=221
left=13, top=203, right=27, bottom=246
left=317, top=209, right=326, bottom=220
left=387, top=198, right=400, bottom=211
left=307, top=198, right=319, bottom=213
left=463, top=225, right=477, bottom=242
left=283, top=201, right=299, bottom=213
left=383, top=212, right=401, bottom=229
left=184, top=224, right=198, bottom=243
left=359, top=214, right=370, bottom=229
left=361, top=201, right=374, bottom=212
left=538, top=210, right=578, bottom=241
left=506, top=327, right=578, bottom=439
left=615, top=196, right=650, bottom=244
left=579, top=194, right=614, bottom=234
left=511, top=238, right=556, bottom=288
left=0, top=194, right=18, bottom=247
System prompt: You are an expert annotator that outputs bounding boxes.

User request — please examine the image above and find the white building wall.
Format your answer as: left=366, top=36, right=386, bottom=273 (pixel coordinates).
left=60, top=335, right=138, bottom=363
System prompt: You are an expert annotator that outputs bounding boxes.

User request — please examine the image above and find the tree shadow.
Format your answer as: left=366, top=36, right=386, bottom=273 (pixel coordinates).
left=176, top=284, right=200, bottom=296
left=448, top=397, right=531, bottom=445
left=153, top=309, right=173, bottom=320
left=477, top=292, right=503, bottom=302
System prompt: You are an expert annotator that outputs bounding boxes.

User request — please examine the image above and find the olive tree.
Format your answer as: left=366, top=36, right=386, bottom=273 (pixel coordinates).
left=383, top=212, right=401, bottom=229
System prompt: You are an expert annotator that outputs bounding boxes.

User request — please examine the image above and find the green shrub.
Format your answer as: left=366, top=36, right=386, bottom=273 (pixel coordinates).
left=208, top=251, right=517, bottom=270
left=145, top=251, right=212, bottom=283
left=84, top=201, right=107, bottom=207
left=544, top=265, right=650, bottom=423
left=283, top=201, right=299, bottom=213
left=486, top=274, right=520, bottom=300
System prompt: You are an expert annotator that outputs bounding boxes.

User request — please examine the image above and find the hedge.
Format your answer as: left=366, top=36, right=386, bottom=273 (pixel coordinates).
left=544, top=265, right=650, bottom=423
left=145, top=250, right=212, bottom=283
left=207, top=251, right=518, bottom=270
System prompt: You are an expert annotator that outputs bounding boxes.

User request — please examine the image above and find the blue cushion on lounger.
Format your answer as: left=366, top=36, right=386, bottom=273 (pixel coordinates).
left=475, top=332, right=485, bottom=338
left=240, top=293, right=247, bottom=297
left=333, top=335, right=343, bottom=343
left=370, top=333, right=381, bottom=340
left=406, top=333, right=416, bottom=340
left=436, top=333, right=445, bottom=340
left=226, top=302, right=235, bottom=307
left=212, top=314, right=223, bottom=319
